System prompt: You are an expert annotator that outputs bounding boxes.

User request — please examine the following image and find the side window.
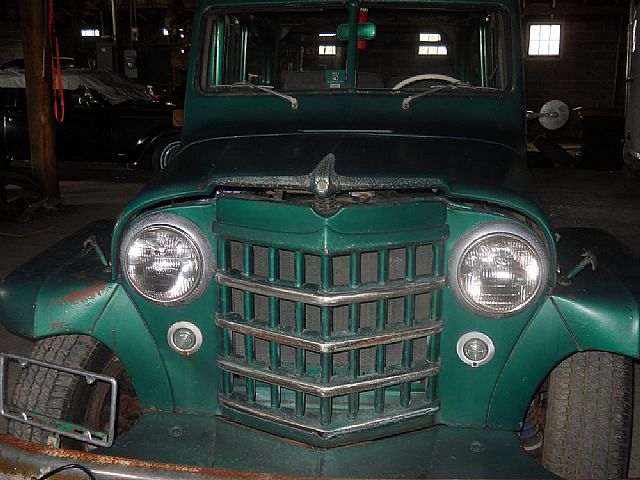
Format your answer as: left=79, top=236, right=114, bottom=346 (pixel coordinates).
left=201, top=14, right=223, bottom=88
left=463, top=12, right=507, bottom=89
left=201, top=14, right=265, bottom=87
left=485, top=13, right=508, bottom=89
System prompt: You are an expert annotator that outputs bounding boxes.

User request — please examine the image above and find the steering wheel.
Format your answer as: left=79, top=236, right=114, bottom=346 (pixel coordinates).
left=392, top=74, right=461, bottom=91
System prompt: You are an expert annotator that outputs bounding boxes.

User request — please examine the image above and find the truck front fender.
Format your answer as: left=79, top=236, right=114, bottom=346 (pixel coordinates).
left=0, top=221, right=173, bottom=411
left=553, top=227, right=640, bottom=357
left=488, top=227, right=640, bottom=429
left=487, top=299, right=578, bottom=429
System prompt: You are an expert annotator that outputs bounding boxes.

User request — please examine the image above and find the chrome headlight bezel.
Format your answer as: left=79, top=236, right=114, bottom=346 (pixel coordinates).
left=121, top=212, right=214, bottom=306
left=449, top=222, right=550, bottom=318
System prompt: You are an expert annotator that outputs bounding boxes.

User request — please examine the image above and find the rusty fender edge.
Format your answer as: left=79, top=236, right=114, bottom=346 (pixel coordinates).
left=0, top=433, right=301, bottom=480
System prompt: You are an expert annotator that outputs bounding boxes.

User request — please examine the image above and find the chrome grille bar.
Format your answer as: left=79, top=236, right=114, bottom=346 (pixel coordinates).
left=216, top=314, right=443, bottom=353
left=215, top=271, right=445, bottom=306
left=215, top=215, right=445, bottom=445
left=220, top=395, right=439, bottom=440
left=218, top=357, right=440, bottom=398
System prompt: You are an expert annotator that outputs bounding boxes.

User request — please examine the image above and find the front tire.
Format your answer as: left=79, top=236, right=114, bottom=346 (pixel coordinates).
left=8, top=335, right=140, bottom=448
left=541, top=351, right=633, bottom=480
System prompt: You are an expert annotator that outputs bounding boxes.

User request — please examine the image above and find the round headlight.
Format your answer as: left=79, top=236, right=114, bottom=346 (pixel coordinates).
left=450, top=223, right=549, bottom=316
left=122, top=214, right=213, bottom=305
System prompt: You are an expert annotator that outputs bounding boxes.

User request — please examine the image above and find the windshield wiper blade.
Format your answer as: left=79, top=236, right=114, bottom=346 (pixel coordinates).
left=216, top=82, right=299, bottom=110
left=401, top=81, right=473, bottom=110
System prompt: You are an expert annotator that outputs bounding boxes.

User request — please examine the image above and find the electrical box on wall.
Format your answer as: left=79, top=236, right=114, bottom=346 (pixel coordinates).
left=96, top=43, right=115, bottom=72
left=124, top=49, right=138, bottom=79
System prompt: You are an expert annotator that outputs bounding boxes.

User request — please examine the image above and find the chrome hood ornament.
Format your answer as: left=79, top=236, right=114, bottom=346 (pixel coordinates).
left=310, top=154, right=338, bottom=198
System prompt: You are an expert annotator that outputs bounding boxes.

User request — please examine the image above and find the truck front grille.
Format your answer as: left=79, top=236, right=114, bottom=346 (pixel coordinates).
left=215, top=228, right=445, bottom=443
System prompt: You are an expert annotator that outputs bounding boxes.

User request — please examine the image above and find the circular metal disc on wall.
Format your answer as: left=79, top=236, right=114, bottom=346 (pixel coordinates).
left=539, top=100, right=570, bottom=130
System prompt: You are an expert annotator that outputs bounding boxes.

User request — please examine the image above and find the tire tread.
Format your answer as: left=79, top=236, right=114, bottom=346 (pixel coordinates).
left=8, top=335, right=103, bottom=444
left=542, top=351, right=632, bottom=480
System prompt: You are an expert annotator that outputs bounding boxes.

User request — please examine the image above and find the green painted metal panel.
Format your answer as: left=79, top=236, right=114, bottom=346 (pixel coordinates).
left=486, top=299, right=578, bottom=429
left=435, top=206, right=554, bottom=427
left=99, top=412, right=556, bottom=478
left=486, top=227, right=640, bottom=428
left=110, top=134, right=551, bottom=275
left=0, top=221, right=174, bottom=412
left=34, top=260, right=118, bottom=337
left=110, top=191, right=559, bottom=430
left=0, top=222, right=114, bottom=338
left=215, top=196, right=448, bottom=253
left=90, top=287, right=174, bottom=411
left=118, top=204, right=223, bottom=414
left=552, top=227, right=640, bottom=358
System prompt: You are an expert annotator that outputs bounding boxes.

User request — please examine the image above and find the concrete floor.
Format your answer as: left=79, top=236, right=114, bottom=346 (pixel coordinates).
left=0, top=163, right=639, bottom=472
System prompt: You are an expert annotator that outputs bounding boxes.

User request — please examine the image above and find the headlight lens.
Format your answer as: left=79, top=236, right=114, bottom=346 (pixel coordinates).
left=452, top=224, right=548, bottom=316
left=124, top=223, right=203, bottom=303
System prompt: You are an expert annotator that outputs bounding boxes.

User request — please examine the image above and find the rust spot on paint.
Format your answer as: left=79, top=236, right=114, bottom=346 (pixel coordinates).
left=0, top=433, right=321, bottom=479
left=54, top=280, right=107, bottom=305
left=50, top=322, right=65, bottom=330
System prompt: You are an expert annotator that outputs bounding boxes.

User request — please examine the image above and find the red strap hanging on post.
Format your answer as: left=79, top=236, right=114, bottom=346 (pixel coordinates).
left=48, top=0, right=65, bottom=122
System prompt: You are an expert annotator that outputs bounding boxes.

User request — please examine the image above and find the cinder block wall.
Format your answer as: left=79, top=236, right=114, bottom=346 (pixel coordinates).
left=0, top=1, right=22, bottom=68
left=522, top=5, right=628, bottom=141
left=525, top=19, right=624, bottom=112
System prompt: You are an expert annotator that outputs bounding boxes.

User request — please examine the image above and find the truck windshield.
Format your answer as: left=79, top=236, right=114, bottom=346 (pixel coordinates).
left=200, top=4, right=510, bottom=94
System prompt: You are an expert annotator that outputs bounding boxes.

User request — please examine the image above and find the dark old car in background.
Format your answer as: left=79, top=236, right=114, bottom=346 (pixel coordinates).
left=0, top=68, right=182, bottom=173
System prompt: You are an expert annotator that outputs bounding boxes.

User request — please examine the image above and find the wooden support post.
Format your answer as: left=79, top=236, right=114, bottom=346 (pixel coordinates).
left=19, top=0, right=60, bottom=204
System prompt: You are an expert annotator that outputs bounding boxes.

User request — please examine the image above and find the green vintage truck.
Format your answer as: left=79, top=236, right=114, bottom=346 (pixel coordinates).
left=0, top=0, right=638, bottom=479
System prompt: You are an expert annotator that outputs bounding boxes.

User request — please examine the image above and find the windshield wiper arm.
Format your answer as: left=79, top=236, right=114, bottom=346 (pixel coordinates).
left=216, top=82, right=299, bottom=110
left=401, top=81, right=471, bottom=110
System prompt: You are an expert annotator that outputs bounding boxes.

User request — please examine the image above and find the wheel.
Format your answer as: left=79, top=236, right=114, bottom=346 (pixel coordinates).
left=151, top=132, right=181, bottom=174
left=0, top=172, right=42, bottom=220
left=541, top=351, right=632, bottom=480
left=392, top=73, right=461, bottom=90
left=8, top=335, right=141, bottom=449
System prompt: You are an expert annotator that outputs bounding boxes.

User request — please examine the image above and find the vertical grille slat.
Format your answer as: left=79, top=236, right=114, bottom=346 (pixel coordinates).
left=243, top=243, right=256, bottom=402
left=428, top=241, right=444, bottom=403
left=374, top=249, right=387, bottom=414
left=401, top=244, right=416, bottom=408
left=216, top=229, right=445, bottom=443
left=294, top=251, right=306, bottom=416
left=320, top=255, right=333, bottom=425
left=348, top=251, right=360, bottom=418
left=219, top=239, right=233, bottom=395
left=268, top=247, right=281, bottom=408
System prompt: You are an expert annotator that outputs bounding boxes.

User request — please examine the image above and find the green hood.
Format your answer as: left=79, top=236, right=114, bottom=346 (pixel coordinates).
left=127, top=133, right=544, bottom=218
left=112, top=133, right=550, bottom=273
